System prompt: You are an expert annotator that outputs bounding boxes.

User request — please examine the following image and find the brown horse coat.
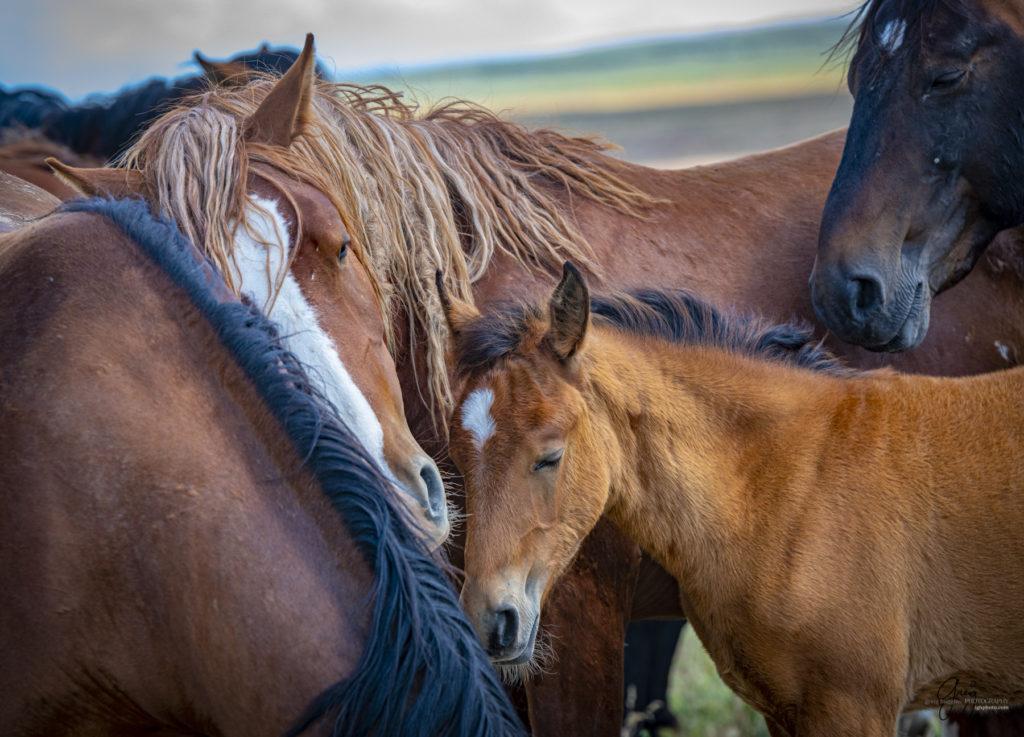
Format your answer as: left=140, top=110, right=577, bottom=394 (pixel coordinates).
left=0, top=207, right=371, bottom=734
left=446, top=266, right=1024, bottom=737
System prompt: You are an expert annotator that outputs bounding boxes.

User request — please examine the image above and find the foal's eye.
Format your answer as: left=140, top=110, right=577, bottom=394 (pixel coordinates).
left=533, top=448, right=564, bottom=473
left=338, top=235, right=350, bottom=263
left=929, top=69, right=966, bottom=91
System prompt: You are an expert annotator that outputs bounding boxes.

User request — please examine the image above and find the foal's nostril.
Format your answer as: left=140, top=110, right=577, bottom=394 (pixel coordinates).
left=851, top=275, right=883, bottom=316
left=489, top=605, right=519, bottom=654
left=417, top=458, right=446, bottom=521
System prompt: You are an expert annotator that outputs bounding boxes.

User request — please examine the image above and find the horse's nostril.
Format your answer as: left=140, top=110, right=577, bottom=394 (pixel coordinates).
left=418, top=459, right=446, bottom=521
left=490, top=605, right=519, bottom=654
left=852, top=275, right=883, bottom=315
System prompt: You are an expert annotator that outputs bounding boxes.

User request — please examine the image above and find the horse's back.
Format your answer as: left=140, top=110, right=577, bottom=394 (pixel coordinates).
left=0, top=170, right=60, bottom=232
left=0, top=206, right=371, bottom=735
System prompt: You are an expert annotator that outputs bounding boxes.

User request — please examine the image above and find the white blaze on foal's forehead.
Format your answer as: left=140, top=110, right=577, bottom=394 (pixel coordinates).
left=462, top=388, right=496, bottom=450
left=879, top=18, right=907, bottom=53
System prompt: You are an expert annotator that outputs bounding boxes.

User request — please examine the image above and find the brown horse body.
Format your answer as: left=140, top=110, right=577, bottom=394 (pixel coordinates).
left=0, top=205, right=375, bottom=735
left=0, top=41, right=531, bottom=735
left=0, top=199, right=523, bottom=735
left=445, top=265, right=1024, bottom=737
left=460, top=129, right=1024, bottom=732
left=0, top=169, right=59, bottom=230
left=0, top=132, right=102, bottom=198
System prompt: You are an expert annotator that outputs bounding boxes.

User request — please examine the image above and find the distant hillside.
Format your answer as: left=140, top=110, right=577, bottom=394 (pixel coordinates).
left=344, top=16, right=854, bottom=167
left=347, top=17, right=851, bottom=117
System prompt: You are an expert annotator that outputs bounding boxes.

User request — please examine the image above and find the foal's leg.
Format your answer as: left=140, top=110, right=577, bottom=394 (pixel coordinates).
left=793, top=691, right=900, bottom=737
left=765, top=717, right=792, bottom=737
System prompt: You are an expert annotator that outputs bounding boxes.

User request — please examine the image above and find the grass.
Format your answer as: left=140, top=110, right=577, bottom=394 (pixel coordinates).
left=666, top=628, right=770, bottom=737
left=348, top=17, right=850, bottom=117
left=664, top=628, right=944, bottom=737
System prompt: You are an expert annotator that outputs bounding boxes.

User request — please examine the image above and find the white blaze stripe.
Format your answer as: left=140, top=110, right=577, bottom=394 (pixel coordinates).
left=462, top=388, right=496, bottom=450
left=880, top=19, right=906, bottom=52
left=231, top=195, right=389, bottom=474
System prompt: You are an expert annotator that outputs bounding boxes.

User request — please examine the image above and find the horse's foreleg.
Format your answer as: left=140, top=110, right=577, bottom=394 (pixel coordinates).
left=791, top=692, right=900, bottom=737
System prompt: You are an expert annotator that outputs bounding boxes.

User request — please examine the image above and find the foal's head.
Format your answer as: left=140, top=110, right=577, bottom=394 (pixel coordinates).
left=442, top=264, right=609, bottom=667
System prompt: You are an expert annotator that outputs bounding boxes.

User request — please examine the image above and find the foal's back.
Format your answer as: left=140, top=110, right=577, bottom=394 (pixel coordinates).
left=0, top=206, right=372, bottom=735
left=873, top=371, right=1024, bottom=703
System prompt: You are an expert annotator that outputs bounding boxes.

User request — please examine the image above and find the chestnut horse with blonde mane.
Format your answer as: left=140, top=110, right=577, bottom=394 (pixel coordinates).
left=0, top=196, right=523, bottom=735
left=48, top=36, right=450, bottom=546
left=135, top=46, right=1024, bottom=732
left=443, top=262, right=1024, bottom=737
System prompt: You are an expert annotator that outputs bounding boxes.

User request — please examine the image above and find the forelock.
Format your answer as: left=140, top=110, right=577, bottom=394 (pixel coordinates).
left=453, top=302, right=547, bottom=377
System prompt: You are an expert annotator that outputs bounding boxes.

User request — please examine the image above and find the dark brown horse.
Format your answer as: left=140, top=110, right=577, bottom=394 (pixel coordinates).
left=812, top=0, right=1024, bottom=351
left=0, top=196, right=524, bottom=736
left=0, top=131, right=103, bottom=198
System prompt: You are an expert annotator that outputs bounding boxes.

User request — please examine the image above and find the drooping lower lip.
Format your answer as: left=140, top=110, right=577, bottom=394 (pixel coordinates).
left=873, top=281, right=927, bottom=352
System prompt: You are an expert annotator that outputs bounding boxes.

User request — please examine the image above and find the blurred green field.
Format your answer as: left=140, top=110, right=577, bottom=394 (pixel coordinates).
left=668, top=627, right=770, bottom=737
left=348, top=16, right=854, bottom=167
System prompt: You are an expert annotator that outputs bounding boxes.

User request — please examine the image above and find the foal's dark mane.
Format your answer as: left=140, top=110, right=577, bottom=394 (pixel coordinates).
left=60, top=197, right=524, bottom=737
left=455, top=287, right=854, bottom=378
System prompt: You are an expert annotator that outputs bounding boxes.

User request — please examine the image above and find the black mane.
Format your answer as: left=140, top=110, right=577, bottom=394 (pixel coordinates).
left=591, top=289, right=853, bottom=375
left=58, top=197, right=525, bottom=737
left=455, top=286, right=853, bottom=378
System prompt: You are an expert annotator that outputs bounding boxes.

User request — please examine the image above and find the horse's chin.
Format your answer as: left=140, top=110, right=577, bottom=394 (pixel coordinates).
left=865, top=282, right=932, bottom=353
left=493, top=619, right=555, bottom=685
left=491, top=612, right=540, bottom=667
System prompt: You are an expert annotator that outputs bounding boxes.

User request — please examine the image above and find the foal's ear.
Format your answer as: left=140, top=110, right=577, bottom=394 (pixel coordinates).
left=46, top=158, right=148, bottom=200
left=243, top=33, right=316, bottom=148
left=436, top=270, right=481, bottom=338
left=546, top=261, right=590, bottom=361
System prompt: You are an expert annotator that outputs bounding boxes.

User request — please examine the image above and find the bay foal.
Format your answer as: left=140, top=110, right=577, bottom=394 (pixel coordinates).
left=444, top=264, right=1024, bottom=736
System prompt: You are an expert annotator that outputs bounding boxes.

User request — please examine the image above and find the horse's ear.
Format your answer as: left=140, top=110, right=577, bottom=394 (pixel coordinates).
left=194, top=50, right=250, bottom=86
left=242, top=33, right=315, bottom=147
left=546, top=261, right=590, bottom=362
left=436, top=270, right=480, bottom=337
left=46, top=158, right=147, bottom=200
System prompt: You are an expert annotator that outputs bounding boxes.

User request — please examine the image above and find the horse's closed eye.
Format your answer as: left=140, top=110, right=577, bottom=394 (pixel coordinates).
left=338, top=235, right=350, bottom=263
left=533, top=448, right=564, bottom=472
left=929, top=69, right=966, bottom=91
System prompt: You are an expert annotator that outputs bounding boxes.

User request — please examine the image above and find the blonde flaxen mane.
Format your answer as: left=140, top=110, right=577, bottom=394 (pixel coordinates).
left=120, top=77, right=655, bottom=419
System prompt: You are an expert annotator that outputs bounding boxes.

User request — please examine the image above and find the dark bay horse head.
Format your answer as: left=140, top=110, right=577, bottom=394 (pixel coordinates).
left=812, top=0, right=1024, bottom=350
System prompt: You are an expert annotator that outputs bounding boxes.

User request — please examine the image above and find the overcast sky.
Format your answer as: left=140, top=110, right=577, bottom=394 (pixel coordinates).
left=3, top=0, right=857, bottom=101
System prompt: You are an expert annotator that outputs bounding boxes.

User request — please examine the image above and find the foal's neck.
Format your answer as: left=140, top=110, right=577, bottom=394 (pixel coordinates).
left=584, top=325, right=1021, bottom=603
left=584, top=329, right=857, bottom=579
